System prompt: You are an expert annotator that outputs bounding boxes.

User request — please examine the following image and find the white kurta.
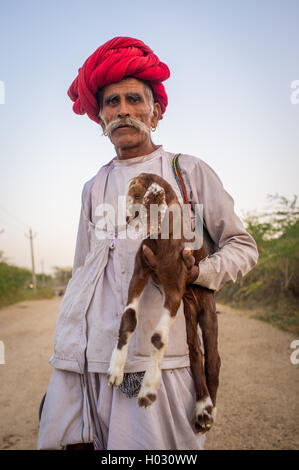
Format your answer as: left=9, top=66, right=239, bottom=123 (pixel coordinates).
left=38, top=146, right=258, bottom=450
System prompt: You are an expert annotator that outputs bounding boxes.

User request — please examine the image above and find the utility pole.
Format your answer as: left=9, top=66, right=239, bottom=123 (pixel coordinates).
left=0, top=229, right=4, bottom=261
left=25, top=228, right=37, bottom=294
left=41, top=259, right=45, bottom=286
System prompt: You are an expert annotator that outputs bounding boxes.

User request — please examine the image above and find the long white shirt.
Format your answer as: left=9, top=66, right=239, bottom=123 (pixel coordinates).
left=49, top=146, right=258, bottom=374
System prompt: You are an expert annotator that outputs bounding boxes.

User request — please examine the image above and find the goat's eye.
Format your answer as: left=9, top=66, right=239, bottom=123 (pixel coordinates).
left=135, top=194, right=141, bottom=199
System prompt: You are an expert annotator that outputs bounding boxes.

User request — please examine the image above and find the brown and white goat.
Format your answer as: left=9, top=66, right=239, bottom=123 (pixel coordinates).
left=107, top=173, right=221, bottom=433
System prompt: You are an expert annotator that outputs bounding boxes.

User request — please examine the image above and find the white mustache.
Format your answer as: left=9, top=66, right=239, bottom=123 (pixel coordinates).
left=103, top=117, right=151, bottom=136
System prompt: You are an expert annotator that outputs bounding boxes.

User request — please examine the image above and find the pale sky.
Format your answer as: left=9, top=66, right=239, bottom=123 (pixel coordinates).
left=0, top=0, right=298, bottom=274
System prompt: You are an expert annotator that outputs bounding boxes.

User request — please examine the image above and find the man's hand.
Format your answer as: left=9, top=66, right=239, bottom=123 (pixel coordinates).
left=142, top=245, right=199, bottom=285
left=182, top=248, right=199, bottom=285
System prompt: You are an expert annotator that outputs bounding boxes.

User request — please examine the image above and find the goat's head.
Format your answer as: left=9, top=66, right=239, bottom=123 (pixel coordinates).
left=126, top=173, right=178, bottom=237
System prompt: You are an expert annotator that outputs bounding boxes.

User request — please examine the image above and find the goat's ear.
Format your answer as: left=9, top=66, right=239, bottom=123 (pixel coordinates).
left=153, top=188, right=165, bottom=201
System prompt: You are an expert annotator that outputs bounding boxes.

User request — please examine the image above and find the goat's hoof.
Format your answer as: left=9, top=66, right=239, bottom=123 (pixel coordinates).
left=137, top=392, right=157, bottom=408
left=194, top=397, right=216, bottom=434
left=107, top=370, right=124, bottom=388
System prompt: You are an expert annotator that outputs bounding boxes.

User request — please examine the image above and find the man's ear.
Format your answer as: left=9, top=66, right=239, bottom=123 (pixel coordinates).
left=152, top=102, right=162, bottom=128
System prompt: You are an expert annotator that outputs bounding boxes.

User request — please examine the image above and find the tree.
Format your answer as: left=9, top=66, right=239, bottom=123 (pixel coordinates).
left=52, top=266, right=73, bottom=286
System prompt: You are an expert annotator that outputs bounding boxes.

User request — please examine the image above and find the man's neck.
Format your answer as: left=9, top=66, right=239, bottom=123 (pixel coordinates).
left=115, top=141, right=159, bottom=160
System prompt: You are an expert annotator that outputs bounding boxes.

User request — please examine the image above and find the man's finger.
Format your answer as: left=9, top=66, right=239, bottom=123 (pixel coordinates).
left=182, top=248, right=195, bottom=269
left=142, top=245, right=158, bottom=268
left=186, top=265, right=199, bottom=285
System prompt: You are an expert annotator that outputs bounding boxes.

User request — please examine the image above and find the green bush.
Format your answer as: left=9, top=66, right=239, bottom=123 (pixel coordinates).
left=216, top=194, right=299, bottom=335
left=0, top=262, right=54, bottom=308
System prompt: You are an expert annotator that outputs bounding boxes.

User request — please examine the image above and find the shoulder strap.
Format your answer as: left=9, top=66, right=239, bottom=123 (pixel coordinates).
left=172, top=154, right=219, bottom=255
left=171, top=153, right=192, bottom=228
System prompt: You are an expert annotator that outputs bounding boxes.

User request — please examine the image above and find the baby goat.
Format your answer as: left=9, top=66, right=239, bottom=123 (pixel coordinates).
left=107, top=173, right=221, bottom=433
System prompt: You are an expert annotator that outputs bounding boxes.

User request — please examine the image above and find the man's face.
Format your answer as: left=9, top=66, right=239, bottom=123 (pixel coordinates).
left=99, top=78, right=160, bottom=152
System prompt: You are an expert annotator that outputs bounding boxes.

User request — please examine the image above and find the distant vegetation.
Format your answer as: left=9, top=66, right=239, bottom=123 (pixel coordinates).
left=0, top=253, right=72, bottom=309
left=216, top=194, right=299, bottom=335
left=0, top=259, right=54, bottom=308
left=52, top=266, right=72, bottom=286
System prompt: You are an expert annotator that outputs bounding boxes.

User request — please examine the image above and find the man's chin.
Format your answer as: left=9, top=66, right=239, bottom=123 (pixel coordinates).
left=111, top=135, right=144, bottom=150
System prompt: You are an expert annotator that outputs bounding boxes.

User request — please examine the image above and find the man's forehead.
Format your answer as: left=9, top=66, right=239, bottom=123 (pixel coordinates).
left=102, top=78, right=146, bottom=97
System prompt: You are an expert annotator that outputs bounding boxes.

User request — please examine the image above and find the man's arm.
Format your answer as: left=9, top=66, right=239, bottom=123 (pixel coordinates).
left=185, top=157, right=259, bottom=292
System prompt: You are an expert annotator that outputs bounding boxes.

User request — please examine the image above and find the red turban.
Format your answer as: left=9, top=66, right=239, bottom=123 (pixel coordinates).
left=68, top=36, right=170, bottom=124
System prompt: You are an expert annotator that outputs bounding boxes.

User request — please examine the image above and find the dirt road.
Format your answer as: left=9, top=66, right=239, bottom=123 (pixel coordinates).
left=0, top=298, right=298, bottom=450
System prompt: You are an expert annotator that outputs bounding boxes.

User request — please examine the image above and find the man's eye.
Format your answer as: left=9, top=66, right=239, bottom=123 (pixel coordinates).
left=106, top=96, right=118, bottom=105
left=135, top=194, right=141, bottom=199
left=128, top=95, right=141, bottom=103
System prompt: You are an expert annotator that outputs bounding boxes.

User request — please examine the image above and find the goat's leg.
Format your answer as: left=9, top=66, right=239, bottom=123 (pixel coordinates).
left=197, top=292, right=221, bottom=420
left=137, top=288, right=182, bottom=408
left=107, top=256, right=150, bottom=388
left=183, top=295, right=215, bottom=433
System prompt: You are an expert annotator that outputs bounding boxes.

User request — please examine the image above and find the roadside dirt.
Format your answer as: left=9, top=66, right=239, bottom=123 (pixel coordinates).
left=0, top=298, right=298, bottom=450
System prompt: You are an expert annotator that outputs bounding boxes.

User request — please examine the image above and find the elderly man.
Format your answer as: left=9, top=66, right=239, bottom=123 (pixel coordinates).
left=37, top=37, right=258, bottom=450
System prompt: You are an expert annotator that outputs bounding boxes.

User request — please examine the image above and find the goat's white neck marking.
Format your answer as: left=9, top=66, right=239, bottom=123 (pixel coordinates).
left=144, top=183, right=164, bottom=202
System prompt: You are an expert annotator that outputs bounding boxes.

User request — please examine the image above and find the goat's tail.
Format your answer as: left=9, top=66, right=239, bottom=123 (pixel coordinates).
left=183, top=285, right=201, bottom=315
left=183, top=284, right=211, bottom=314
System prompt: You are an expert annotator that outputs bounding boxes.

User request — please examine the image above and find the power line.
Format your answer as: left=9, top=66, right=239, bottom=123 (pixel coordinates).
left=0, top=216, right=26, bottom=234
left=0, top=203, right=30, bottom=230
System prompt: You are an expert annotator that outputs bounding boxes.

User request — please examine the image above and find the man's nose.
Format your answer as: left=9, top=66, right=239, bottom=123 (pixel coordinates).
left=117, top=98, right=130, bottom=118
